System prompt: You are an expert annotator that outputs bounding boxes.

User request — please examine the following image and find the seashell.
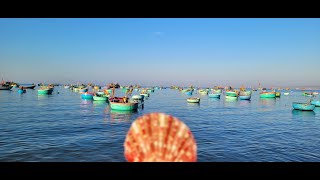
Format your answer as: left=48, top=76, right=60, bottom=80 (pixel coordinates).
left=124, top=113, right=197, bottom=162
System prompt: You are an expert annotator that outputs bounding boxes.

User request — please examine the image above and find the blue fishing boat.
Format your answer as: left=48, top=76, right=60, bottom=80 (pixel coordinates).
left=311, top=100, right=320, bottom=107
left=81, top=93, right=94, bottom=100
left=208, top=93, right=220, bottom=98
left=79, top=88, right=88, bottom=93
left=184, top=91, right=193, bottom=95
left=239, top=95, right=251, bottom=100
left=18, top=89, right=26, bottom=94
left=292, top=102, right=315, bottom=111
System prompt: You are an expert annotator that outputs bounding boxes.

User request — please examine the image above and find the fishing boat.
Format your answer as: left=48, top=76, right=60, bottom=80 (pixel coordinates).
left=260, top=92, right=276, bottom=98
left=38, top=89, right=50, bottom=95
left=239, top=95, right=251, bottom=100
left=184, top=90, right=193, bottom=95
left=93, top=95, right=108, bottom=101
left=23, top=84, right=36, bottom=89
left=140, top=93, right=149, bottom=97
left=311, top=100, right=320, bottom=107
left=292, top=102, right=315, bottom=111
left=110, top=101, right=139, bottom=111
left=303, top=92, right=312, bottom=96
left=212, top=89, right=222, bottom=94
left=0, top=85, right=12, bottom=90
left=132, top=95, right=143, bottom=100
left=208, top=93, right=220, bottom=98
left=225, top=96, right=238, bottom=100
left=182, top=88, right=192, bottom=93
left=226, top=91, right=238, bottom=97
left=73, top=87, right=79, bottom=92
left=198, top=89, right=208, bottom=95
left=187, top=98, right=200, bottom=103
left=18, top=89, right=26, bottom=94
left=81, top=92, right=94, bottom=100
left=147, top=88, right=154, bottom=93
left=79, top=88, right=88, bottom=93
left=275, top=92, right=281, bottom=97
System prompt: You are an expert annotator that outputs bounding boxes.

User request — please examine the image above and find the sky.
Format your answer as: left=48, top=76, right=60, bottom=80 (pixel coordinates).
left=0, top=18, right=319, bottom=87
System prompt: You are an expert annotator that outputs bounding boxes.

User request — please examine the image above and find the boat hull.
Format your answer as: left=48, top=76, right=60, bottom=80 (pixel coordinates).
left=260, top=93, right=276, bottom=98
left=292, top=103, right=315, bottom=111
left=239, top=95, right=251, bottom=100
left=226, top=91, right=237, bottom=97
left=187, top=98, right=200, bottom=103
left=93, top=95, right=108, bottom=101
left=110, top=102, right=138, bottom=111
left=0, top=86, right=12, bottom=90
left=132, top=95, right=143, bottom=100
left=18, top=89, right=26, bottom=94
left=208, top=93, right=220, bottom=98
left=81, top=94, right=93, bottom=100
left=225, top=96, right=238, bottom=100
left=24, top=85, right=36, bottom=89
left=38, top=89, right=50, bottom=94
left=311, top=101, right=320, bottom=107
left=140, top=93, right=149, bottom=97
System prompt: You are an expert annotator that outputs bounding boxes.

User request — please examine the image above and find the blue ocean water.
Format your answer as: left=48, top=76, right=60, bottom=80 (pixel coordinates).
left=0, top=87, right=320, bottom=162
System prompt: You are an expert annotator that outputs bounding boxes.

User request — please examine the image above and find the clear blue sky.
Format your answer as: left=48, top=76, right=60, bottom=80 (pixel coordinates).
left=1, top=18, right=319, bottom=87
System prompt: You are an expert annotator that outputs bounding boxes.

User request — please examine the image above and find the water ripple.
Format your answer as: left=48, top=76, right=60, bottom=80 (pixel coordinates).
left=0, top=88, right=320, bottom=161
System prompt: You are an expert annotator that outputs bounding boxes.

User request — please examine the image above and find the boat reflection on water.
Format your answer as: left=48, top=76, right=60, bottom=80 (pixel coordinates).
left=37, top=94, right=49, bottom=100
left=80, top=99, right=93, bottom=105
left=239, top=99, right=251, bottom=106
left=259, top=98, right=276, bottom=106
left=186, top=101, right=200, bottom=109
left=93, top=100, right=107, bottom=106
left=107, top=109, right=138, bottom=123
left=208, top=98, right=220, bottom=102
left=292, top=109, right=315, bottom=118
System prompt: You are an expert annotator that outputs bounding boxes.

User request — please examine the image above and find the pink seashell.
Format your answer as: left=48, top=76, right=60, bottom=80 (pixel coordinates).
left=124, top=113, right=197, bottom=162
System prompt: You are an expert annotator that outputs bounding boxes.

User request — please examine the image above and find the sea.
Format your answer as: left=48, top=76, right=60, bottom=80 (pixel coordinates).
left=0, top=85, right=320, bottom=162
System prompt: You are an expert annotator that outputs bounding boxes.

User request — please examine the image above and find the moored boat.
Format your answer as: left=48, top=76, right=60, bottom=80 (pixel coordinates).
left=260, top=92, right=276, bottom=98
left=81, top=92, right=94, bottom=100
left=226, top=91, right=238, bottom=97
left=140, top=93, right=149, bottom=97
left=0, top=85, right=12, bottom=90
left=239, top=95, right=251, bottom=100
left=18, top=89, right=26, bottom=94
left=184, top=90, right=193, bottom=95
left=110, top=101, right=138, bottom=111
left=23, top=84, right=36, bottom=89
left=93, top=95, right=108, bottom=101
left=225, top=96, right=238, bottom=100
left=311, top=100, right=320, bottom=107
left=198, top=89, right=208, bottom=95
left=132, top=95, right=143, bottom=100
left=208, top=93, right=220, bottom=98
left=284, top=92, right=289, bottom=95
left=187, top=97, right=200, bottom=103
left=275, top=92, right=281, bottom=97
left=292, top=102, right=315, bottom=111
left=38, top=89, right=50, bottom=95
left=79, top=88, right=88, bottom=93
